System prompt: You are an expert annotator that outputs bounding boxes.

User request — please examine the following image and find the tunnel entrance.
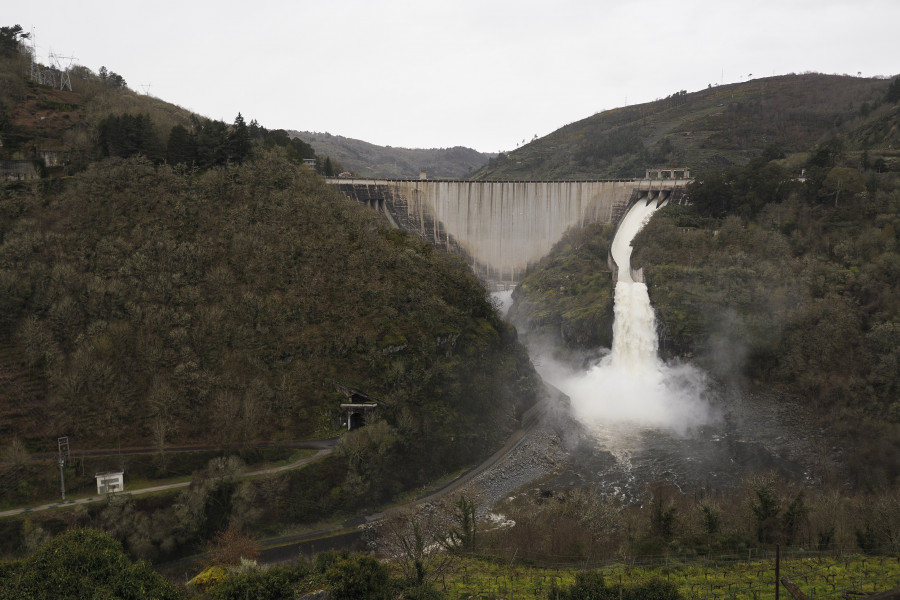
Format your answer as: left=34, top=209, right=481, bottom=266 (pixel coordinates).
left=348, top=411, right=366, bottom=431
left=335, top=382, right=379, bottom=431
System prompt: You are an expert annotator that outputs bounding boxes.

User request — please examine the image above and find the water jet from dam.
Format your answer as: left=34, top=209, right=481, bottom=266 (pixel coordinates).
left=553, top=199, right=714, bottom=436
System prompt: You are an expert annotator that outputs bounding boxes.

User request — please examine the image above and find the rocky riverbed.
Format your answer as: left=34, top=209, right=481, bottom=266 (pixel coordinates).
left=464, top=379, right=838, bottom=511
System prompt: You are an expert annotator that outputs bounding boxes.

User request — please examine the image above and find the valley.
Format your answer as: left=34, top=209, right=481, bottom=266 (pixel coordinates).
left=1, top=22, right=899, bottom=599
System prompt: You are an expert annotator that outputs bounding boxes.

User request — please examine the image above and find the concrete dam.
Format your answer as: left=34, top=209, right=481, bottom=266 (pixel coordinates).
left=327, top=171, right=689, bottom=284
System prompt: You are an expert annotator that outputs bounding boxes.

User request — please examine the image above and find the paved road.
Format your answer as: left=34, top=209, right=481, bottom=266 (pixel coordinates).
left=159, top=393, right=557, bottom=576
left=25, top=439, right=337, bottom=461
left=0, top=447, right=334, bottom=519
left=254, top=389, right=556, bottom=553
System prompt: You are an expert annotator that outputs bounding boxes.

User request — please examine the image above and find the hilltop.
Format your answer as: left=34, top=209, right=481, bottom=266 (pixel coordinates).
left=292, top=130, right=493, bottom=178
left=474, top=73, right=899, bottom=179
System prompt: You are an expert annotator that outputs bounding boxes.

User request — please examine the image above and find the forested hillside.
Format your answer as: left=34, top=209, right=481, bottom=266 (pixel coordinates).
left=0, top=27, right=540, bottom=529
left=475, top=74, right=899, bottom=180
left=509, top=81, right=900, bottom=489
left=293, top=130, right=493, bottom=178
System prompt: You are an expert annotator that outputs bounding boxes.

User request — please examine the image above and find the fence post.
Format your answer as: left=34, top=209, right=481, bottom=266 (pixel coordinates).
left=776, top=544, right=781, bottom=600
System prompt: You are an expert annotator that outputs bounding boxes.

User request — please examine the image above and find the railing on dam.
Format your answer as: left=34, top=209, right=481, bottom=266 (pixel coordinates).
left=326, top=177, right=658, bottom=185
left=326, top=177, right=691, bottom=284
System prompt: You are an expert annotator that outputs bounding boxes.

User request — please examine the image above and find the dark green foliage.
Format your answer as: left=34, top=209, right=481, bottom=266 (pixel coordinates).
left=686, top=157, right=796, bottom=218
left=701, top=504, right=720, bottom=536
left=855, top=523, right=880, bottom=554
left=228, top=112, right=251, bottom=164
left=550, top=571, right=682, bottom=600
left=97, top=113, right=163, bottom=161
left=751, top=481, right=781, bottom=543
left=98, top=65, right=127, bottom=88
left=161, top=116, right=315, bottom=168
left=886, top=77, right=900, bottom=103
left=0, top=152, right=538, bottom=524
left=319, top=551, right=391, bottom=600
left=253, top=124, right=316, bottom=162
left=194, top=116, right=229, bottom=167
left=166, top=124, right=195, bottom=165
left=207, top=566, right=302, bottom=600
left=0, top=528, right=181, bottom=600
left=510, top=222, right=616, bottom=352
left=445, top=496, right=478, bottom=553
left=0, top=24, right=28, bottom=57
left=782, top=492, right=808, bottom=545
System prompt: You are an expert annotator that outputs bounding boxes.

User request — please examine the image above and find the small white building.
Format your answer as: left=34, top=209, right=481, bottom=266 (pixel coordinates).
left=95, top=471, right=124, bottom=494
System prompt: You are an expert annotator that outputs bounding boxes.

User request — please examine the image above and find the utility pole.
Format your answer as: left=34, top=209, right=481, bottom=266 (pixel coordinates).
left=57, top=436, right=70, bottom=500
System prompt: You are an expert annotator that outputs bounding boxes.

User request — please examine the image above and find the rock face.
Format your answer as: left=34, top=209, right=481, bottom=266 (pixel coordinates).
left=332, top=179, right=638, bottom=284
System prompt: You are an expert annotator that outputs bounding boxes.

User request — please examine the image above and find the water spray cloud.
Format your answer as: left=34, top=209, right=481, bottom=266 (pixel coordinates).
left=548, top=199, right=716, bottom=436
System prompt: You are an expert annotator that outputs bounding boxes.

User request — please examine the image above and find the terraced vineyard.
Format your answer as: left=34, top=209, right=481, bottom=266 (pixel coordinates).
left=441, top=552, right=900, bottom=600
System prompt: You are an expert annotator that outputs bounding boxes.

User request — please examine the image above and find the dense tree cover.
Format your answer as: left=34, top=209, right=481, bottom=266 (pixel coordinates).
left=474, top=74, right=894, bottom=180
left=510, top=145, right=899, bottom=490
left=98, top=65, right=127, bottom=89
left=99, top=113, right=259, bottom=167
left=632, top=161, right=900, bottom=488
left=0, top=528, right=432, bottom=600
left=98, top=112, right=163, bottom=160
left=0, top=152, right=539, bottom=543
left=0, top=528, right=180, bottom=600
left=509, top=222, right=617, bottom=354
left=886, top=76, right=900, bottom=104
left=0, top=24, right=28, bottom=57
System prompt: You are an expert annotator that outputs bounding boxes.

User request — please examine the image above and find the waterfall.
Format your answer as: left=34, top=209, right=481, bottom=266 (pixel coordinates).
left=552, top=199, right=713, bottom=435
left=608, top=199, right=665, bottom=374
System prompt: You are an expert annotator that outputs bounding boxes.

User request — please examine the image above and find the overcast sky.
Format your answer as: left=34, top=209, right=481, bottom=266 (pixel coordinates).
left=9, top=0, right=899, bottom=153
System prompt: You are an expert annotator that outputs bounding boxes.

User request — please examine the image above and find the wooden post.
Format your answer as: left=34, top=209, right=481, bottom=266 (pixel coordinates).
left=776, top=544, right=781, bottom=600
left=781, top=577, right=809, bottom=600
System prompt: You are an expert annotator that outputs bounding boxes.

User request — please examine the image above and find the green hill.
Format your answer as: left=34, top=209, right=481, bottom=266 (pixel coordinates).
left=474, top=73, right=899, bottom=180
left=507, top=75, right=900, bottom=489
left=0, top=30, right=539, bottom=526
left=292, top=130, right=493, bottom=178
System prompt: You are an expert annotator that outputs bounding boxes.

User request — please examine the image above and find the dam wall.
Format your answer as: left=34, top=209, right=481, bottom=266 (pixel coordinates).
left=329, top=178, right=687, bottom=284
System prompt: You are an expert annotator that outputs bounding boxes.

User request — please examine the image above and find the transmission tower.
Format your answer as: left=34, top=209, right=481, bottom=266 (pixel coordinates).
left=28, top=28, right=41, bottom=84
left=57, top=436, right=70, bottom=500
left=139, top=82, right=152, bottom=96
left=49, top=51, right=76, bottom=91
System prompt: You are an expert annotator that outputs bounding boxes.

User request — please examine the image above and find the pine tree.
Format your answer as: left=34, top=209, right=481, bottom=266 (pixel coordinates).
left=228, top=113, right=251, bottom=164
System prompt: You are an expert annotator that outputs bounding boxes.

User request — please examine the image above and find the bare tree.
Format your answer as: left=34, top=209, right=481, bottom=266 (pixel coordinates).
left=377, top=505, right=456, bottom=588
